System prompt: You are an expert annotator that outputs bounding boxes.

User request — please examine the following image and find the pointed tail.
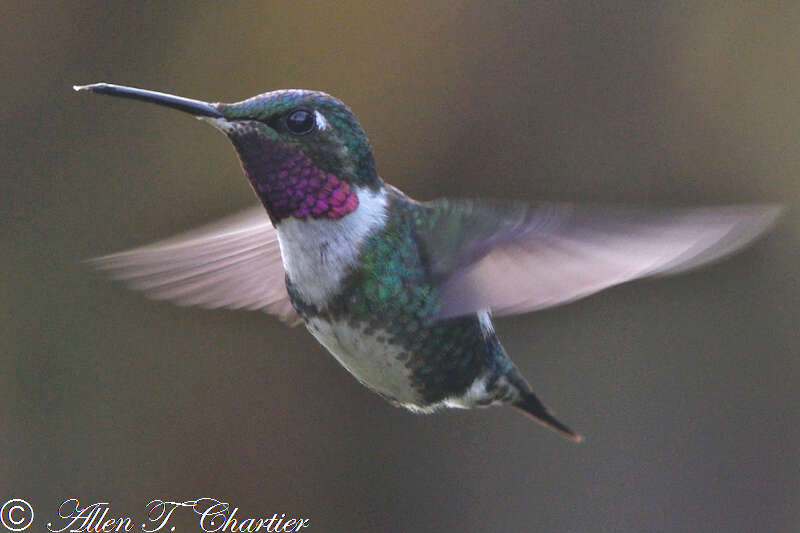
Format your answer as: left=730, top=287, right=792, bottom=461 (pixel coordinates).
left=512, top=392, right=583, bottom=443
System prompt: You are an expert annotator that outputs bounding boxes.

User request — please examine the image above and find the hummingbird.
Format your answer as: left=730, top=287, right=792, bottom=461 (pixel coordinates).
left=74, top=82, right=781, bottom=442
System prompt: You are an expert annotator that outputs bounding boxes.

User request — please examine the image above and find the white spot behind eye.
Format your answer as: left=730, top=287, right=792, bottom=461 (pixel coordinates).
left=314, top=110, right=329, bottom=131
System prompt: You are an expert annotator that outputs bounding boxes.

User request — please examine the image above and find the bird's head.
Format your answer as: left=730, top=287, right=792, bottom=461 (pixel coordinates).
left=75, top=83, right=381, bottom=224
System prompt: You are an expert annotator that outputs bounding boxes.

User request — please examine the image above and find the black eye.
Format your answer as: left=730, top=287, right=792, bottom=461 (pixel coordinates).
left=285, top=109, right=315, bottom=135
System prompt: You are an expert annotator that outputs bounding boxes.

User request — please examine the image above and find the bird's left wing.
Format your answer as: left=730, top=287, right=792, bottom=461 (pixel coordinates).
left=90, top=207, right=300, bottom=325
left=417, top=200, right=781, bottom=319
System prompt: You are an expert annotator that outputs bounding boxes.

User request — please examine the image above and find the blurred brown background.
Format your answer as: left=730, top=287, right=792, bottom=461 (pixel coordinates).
left=3, top=2, right=799, bottom=531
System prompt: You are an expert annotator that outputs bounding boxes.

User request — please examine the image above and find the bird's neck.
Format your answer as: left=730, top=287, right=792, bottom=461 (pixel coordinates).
left=276, top=185, right=390, bottom=308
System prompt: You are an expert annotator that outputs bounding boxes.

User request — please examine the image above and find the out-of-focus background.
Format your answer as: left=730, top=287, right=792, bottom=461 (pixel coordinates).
left=4, top=2, right=799, bottom=531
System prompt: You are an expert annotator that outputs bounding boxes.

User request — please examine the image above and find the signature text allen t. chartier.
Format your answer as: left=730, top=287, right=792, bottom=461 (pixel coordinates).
left=46, top=499, right=309, bottom=532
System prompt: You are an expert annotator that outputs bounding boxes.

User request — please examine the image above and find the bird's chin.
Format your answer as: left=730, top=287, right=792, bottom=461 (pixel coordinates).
left=197, top=116, right=258, bottom=136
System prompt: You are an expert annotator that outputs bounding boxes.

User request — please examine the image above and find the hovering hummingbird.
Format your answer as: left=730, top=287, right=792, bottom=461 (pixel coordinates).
left=75, top=83, right=780, bottom=442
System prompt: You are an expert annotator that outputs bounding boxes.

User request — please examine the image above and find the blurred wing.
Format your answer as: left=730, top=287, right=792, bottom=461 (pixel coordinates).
left=90, top=207, right=300, bottom=325
left=420, top=201, right=781, bottom=318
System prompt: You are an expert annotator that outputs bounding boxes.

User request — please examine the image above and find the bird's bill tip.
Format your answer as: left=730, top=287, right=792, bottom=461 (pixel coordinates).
left=73, top=83, right=101, bottom=92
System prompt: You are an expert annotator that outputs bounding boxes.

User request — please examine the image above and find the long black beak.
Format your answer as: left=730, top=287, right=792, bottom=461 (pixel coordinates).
left=74, top=83, right=223, bottom=118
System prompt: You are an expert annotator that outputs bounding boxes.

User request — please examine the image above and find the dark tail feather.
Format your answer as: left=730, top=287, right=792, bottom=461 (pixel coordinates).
left=512, top=392, right=583, bottom=443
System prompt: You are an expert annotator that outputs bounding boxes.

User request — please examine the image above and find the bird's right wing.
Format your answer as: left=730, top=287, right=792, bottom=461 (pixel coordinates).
left=418, top=200, right=781, bottom=319
left=89, top=207, right=301, bottom=325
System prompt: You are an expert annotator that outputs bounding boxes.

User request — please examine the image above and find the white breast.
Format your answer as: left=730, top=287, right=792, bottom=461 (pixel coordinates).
left=276, top=186, right=388, bottom=307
